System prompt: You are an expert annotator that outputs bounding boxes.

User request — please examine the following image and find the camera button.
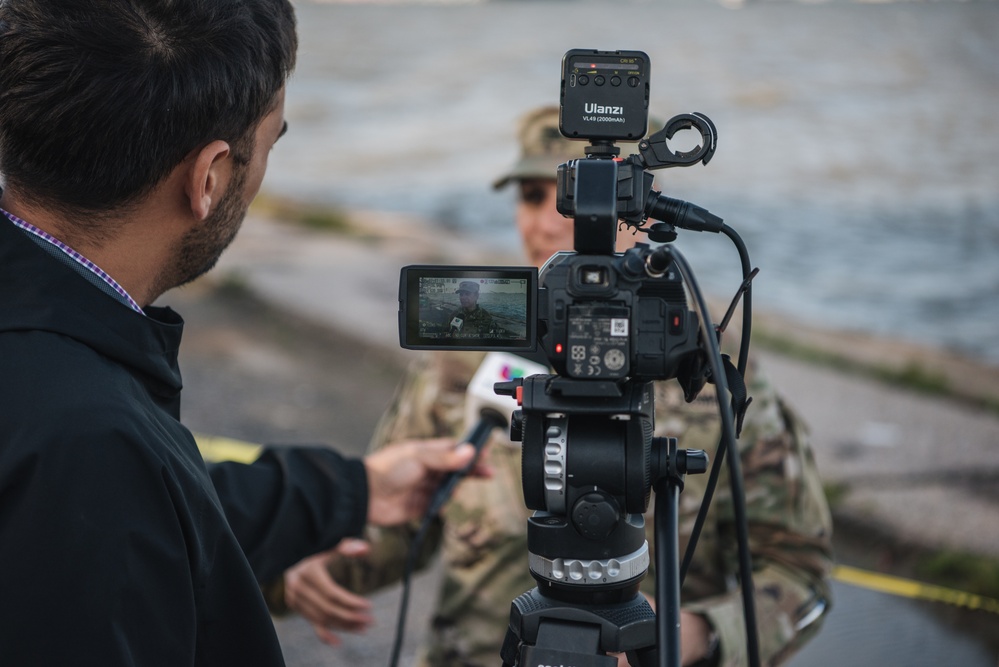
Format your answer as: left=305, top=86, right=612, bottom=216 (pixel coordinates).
left=669, top=309, right=685, bottom=334
left=578, top=74, right=589, bottom=86
left=594, top=75, right=605, bottom=86
left=610, top=75, right=621, bottom=87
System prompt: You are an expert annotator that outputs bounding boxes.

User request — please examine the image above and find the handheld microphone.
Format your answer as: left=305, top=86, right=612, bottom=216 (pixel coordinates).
left=429, top=352, right=549, bottom=515
left=390, top=352, right=549, bottom=667
left=426, top=408, right=506, bottom=518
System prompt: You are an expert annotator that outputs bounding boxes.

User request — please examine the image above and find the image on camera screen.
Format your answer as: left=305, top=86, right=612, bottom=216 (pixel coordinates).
left=399, top=266, right=537, bottom=350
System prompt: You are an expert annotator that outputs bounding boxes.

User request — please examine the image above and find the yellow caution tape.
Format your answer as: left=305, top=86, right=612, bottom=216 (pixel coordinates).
left=833, top=564, right=999, bottom=615
left=194, top=434, right=262, bottom=464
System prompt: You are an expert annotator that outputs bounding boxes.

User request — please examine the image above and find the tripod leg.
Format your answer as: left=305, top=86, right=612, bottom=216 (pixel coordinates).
left=653, top=440, right=685, bottom=667
left=500, top=626, right=518, bottom=667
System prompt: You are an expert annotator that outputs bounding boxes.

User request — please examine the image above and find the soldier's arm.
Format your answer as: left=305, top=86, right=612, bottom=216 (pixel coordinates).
left=683, top=373, right=833, bottom=667
left=321, top=351, right=486, bottom=596
left=264, top=354, right=457, bottom=648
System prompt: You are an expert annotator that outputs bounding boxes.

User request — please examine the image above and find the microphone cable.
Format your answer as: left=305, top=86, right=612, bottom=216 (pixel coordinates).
left=388, top=410, right=507, bottom=667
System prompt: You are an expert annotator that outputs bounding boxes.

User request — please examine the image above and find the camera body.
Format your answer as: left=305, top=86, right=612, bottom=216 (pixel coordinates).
left=399, top=250, right=701, bottom=387
left=537, top=248, right=700, bottom=383
left=400, top=68, right=703, bottom=384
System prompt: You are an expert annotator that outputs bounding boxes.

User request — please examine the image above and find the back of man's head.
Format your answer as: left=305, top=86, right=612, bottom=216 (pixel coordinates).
left=0, top=0, right=296, bottom=219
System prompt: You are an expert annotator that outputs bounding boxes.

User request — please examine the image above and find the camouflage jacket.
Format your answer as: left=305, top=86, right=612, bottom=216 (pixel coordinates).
left=328, top=350, right=833, bottom=666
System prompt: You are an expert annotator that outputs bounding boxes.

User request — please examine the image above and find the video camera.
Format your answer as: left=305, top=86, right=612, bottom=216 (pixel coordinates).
left=400, top=49, right=724, bottom=389
left=396, top=49, right=760, bottom=667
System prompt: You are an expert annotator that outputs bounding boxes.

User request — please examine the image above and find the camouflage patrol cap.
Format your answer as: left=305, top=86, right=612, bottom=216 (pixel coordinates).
left=456, top=281, right=479, bottom=294
left=492, top=105, right=658, bottom=190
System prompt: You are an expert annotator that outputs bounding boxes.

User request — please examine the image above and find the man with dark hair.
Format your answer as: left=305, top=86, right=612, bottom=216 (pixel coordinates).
left=0, top=2, right=483, bottom=665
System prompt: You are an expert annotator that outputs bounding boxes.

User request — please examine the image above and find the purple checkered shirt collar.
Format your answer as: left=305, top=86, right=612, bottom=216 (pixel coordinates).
left=2, top=207, right=145, bottom=315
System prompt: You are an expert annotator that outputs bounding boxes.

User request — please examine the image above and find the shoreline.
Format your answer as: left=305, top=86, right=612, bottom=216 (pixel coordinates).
left=240, top=198, right=999, bottom=412
left=751, top=310, right=999, bottom=414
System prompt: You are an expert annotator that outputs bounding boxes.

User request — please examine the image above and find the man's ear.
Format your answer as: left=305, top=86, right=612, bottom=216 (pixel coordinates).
left=185, top=140, right=231, bottom=221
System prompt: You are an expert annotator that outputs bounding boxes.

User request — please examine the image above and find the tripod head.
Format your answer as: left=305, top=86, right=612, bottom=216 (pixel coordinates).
left=496, top=377, right=709, bottom=667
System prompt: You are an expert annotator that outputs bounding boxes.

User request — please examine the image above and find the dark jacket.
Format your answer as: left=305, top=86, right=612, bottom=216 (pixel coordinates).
left=0, top=219, right=368, bottom=666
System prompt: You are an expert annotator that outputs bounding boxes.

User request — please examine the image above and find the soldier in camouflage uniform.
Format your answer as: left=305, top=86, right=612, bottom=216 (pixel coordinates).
left=446, top=280, right=496, bottom=337
left=279, top=106, right=834, bottom=666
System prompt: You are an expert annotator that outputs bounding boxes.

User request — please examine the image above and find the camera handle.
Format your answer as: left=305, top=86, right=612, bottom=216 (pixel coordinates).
left=499, top=438, right=708, bottom=667
left=637, top=113, right=717, bottom=170
left=559, top=113, right=724, bottom=244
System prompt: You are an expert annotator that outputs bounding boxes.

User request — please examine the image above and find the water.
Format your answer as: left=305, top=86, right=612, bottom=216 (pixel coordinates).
left=264, top=0, right=999, bottom=364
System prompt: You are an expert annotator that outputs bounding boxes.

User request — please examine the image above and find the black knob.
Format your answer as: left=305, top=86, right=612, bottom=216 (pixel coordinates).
left=572, top=491, right=620, bottom=540
left=509, top=410, right=524, bottom=442
left=680, top=449, right=709, bottom=475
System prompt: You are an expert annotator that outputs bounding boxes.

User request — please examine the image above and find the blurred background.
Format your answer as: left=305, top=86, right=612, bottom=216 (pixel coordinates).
left=266, top=0, right=999, bottom=366
left=176, top=0, right=999, bottom=664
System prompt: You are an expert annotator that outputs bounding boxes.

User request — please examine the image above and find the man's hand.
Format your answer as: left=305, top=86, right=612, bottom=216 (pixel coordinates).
left=679, top=610, right=714, bottom=665
left=363, top=438, right=489, bottom=526
left=283, top=539, right=374, bottom=646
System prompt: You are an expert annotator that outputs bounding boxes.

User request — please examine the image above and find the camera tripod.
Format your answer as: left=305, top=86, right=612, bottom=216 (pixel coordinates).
left=496, top=376, right=707, bottom=667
